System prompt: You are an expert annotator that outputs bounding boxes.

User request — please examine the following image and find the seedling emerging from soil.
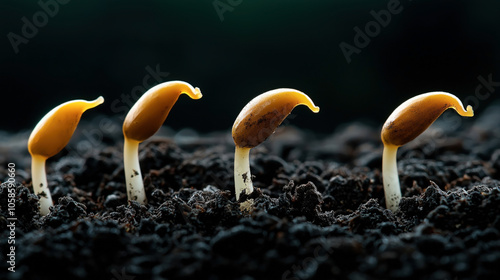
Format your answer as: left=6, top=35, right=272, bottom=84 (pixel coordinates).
left=28, top=96, right=104, bottom=216
left=232, top=88, right=320, bottom=200
left=381, top=92, right=473, bottom=211
left=122, top=81, right=202, bottom=204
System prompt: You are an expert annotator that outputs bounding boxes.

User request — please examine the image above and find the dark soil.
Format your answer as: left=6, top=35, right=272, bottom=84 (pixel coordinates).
left=2, top=105, right=500, bottom=280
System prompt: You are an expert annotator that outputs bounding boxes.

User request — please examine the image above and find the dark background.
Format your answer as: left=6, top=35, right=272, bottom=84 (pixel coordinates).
left=1, top=0, right=499, bottom=136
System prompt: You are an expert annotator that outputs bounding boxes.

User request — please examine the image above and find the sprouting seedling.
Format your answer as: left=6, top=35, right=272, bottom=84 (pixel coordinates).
left=232, top=88, right=320, bottom=200
left=28, top=96, right=104, bottom=216
left=381, top=91, right=473, bottom=212
left=122, top=81, right=202, bottom=204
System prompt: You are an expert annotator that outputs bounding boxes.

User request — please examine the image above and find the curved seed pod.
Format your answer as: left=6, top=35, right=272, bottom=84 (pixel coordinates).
left=382, top=91, right=473, bottom=147
left=122, top=81, right=202, bottom=204
left=232, top=88, right=319, bottom=200
left=28, top=96, right=104, bottom=216
left=381, top=91, right=473, bottom=212
left=233, top=88, right=319, bottom=148
left=123, top=81, right=202, bottom=143
left=28, top=96, right=105, bottom=158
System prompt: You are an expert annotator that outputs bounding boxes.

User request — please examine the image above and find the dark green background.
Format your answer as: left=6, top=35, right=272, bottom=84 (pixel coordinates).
left=1, top=0, right=499, bottom=134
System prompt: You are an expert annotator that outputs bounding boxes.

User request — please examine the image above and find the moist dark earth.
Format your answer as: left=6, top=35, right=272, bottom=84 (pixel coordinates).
left=2, top=104, right=500, bottom=280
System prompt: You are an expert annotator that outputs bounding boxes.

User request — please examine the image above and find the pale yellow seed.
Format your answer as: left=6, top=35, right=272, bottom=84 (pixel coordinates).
left=123, top=81, right=202, bottom=143
left=28, top=96, right=104, bottom=159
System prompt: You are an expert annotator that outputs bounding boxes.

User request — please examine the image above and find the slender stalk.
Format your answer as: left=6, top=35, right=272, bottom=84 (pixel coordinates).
left=124, top=138, right=147, bottom=204
left=234, top=146, right=253, bottom=200
left=31, top=155, right=53, bottom=216
left=382, top=145, right=402, bottom=212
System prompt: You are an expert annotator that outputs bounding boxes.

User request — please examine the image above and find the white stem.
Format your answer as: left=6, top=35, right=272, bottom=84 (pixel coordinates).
left=31, top=155, right=53, bottom=216
left=382, top=145, right=402, bottom=212
left=234, top=146, right=253, bottom=200
left=124, top=138, right=147, bottom=204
